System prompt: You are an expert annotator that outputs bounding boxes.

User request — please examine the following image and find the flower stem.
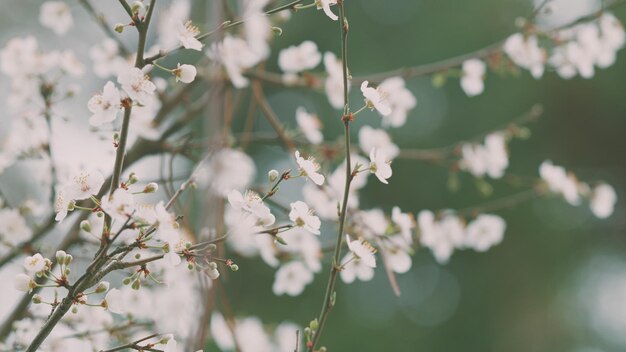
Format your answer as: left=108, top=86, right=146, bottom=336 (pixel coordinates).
left=309, top=1, right=351, bottom=350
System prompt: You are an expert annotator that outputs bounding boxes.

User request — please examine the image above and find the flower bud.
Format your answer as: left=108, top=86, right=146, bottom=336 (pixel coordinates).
left=187, top=263, right=195, bottom=271
left=319, top=347, right=327, bottom=352
left=128, top=172, right=138, bottom=184
left=309, top=319, right=319, bottom=331
left=131, top=1, right=144, bottom=13
left=122, top=277, right=132, bottom=285
left=71, top=306, right=78, bottom=314
left=135, top=253, right=141, bottom=259
left=114, top=23, right=125, bottom=33
left=131, top=279, right=141, bottom=290
left=67, top=200, right=76, bottom=211
left=208, top=262, right=218, bottom=270
left=230, top=264, right=239, bottom=272
left=208, top=268, right=220, bottom=280
left=95, top=281, right=110, bottom=294
left=275, top=236, right=287, bottom=246
left=80, top=220, right=91, bottom=233
left=55, top=250, right=67, bottom=263
left=64, top=254, right=73, bottom=266
left=64, top=268, right=71, bottom=276
left=185, top=242, right=192, bottom=250
left=143, top=182, right=158, bottom=193
left=268, top=169, right=279, bottom=182
left=32, top=294, right=42, bottom=304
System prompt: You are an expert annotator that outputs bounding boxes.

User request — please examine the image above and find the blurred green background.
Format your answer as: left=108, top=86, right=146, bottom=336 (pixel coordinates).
left=220, top=1, right=626, bottom=352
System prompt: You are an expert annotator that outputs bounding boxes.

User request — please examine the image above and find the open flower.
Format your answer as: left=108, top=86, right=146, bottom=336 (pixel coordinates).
left=345, top=235, right=377, bottom=268
left=295, top=150, right=325, bottom=185
left=173, top=63, right=196, bottom=83
left=369, top=148, right=392, bottom=184
left=316, top=0, right=338, bottom=21
left=360, top=80, right=392, bottom=116
left=88, top=81, right=121, bottom=126
left=117, top=67, right=156, bottom=105
left=24, top=253, right=46, bottom=273
left=177, top=20, right=202, bottom=51
left=289, top=201, right=321, bottom=235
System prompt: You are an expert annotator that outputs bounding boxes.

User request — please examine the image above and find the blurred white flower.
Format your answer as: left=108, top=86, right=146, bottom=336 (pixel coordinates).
left=0, top=208, right=32, bottom=245
left=504, top=33, right=546, bottom=78
left=88, top=81, right=122, bottom=126
left=177, top=20, right=203, bottom=51
left=460, top=59, right=486, bottom=97
left=156, top=0, right=191, bottom=49
left=465, top=214, right=506, bottom=252
left=275, top=322, right=301, bottom=352
left=324, top=52, right=349, bottom=108
left=207, top=35, right=263, bottom=88
left=361, top=80, right=392, bottom=116
left=590, top=183, right=617, bottom=218
left=392, top=206, right=415, bottom=244
left=39, top=1, right=73, bottom=36
left=101, top=189, right=136, bottom=223
left=90, top=39, right=130, bottom=78
left=459, top=132, right=509, bottom=179
left=295, top=150, right=325, bottom=185
left=358, top=126, right=399, bottom=160
left=273, top=261, right=314, bottom=296
left=296, top=107, right=323, bottom=145
left=378, top=77, right=417, bottom=127
left=104, top=288, right=126, bottom=314
left=278, top=41, right=322, bottom=73
left=204, top=149, right=256, bottom=196
left=289, top=201, right=321, bottom=235
left=540, top=160, right=580, bottom=205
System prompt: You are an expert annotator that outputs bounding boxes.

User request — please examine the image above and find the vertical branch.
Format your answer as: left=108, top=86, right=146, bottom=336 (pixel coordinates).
left=309, top=1, right=351, bottom=350
left=22, top=2, right=159, bottom=350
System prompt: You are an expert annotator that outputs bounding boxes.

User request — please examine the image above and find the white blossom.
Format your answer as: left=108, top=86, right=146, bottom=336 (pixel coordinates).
left=361, top=80, right=392, bottom=116
left=504, top=33, right=546, bottom=78
left=89, top=39, right=129, bottom=78
left=173, top=63, right=197, bottom=83
left=208, top=35, right=262, bottom=88
left=117, top=67, right=156, bottom=105
left=0, top=208, right=32, bottom=245
left=377, top=77, right=417, bottom=127
left=206, top=148, right=256, bottom=196
left=316, top=0, right=338, bottom=20
left=460, top=59, right=486, bottom=97
left=65, top=169, right=105, bottom=201
left=295, top=150, right=325, bottom=186
left=88, top=81, right=121, bottom=126
left=289, top=201, right=321, bottom=235
left=273, top=261, right=314, bottom=296
left=358, top=126, right=399, bottom=160
left=14, top=273, right=34, bottom=293
left=339, top=252, right=374, bottom=283
left=465, top=214, right=506, bottom=252
left=296, top=107, right=323, bottom=145
left=24, top=253, right=46, bottom=273
left=369, top=148, right=392, bottom=184
left=459, top=132, right=509, bottom=179
left=39, top=1, right=73, bottom=36
left=177, top=20, right=203, bottom=51
left=346, top=235, right=377, bottom=268
left=278, top=41, right=322, bottom=73
left=539, top=160, right=580, bottom=205
left=323, top=52, right=349, bottom=108
left=392, top=206, right=415, bottom=244
left=590, top=183, right=617, bottom=218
